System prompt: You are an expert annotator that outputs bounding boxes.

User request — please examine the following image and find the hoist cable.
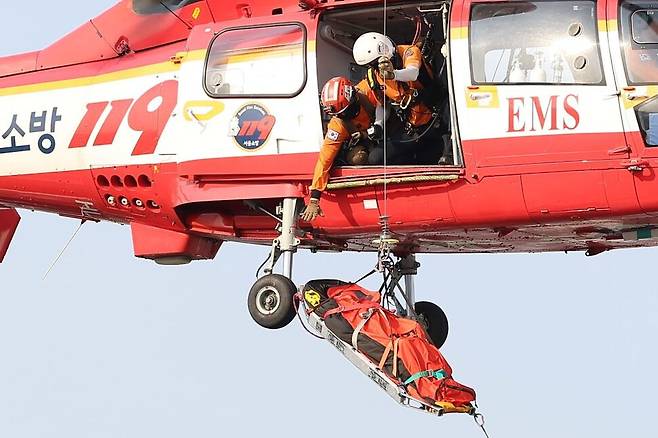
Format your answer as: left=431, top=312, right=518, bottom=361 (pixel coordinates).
left=382, top=0, right=388, bottom=223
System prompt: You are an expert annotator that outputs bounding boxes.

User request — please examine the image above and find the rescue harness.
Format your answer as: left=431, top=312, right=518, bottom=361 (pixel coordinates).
left=365, top=44, right=441, bottom=140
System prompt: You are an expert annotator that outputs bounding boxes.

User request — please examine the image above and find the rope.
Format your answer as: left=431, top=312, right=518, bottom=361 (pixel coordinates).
left=474, top=413, right=491, bottom=438
left=351, top=268, right=378, bottom=285
left=293, top=294, right=324, bottom=340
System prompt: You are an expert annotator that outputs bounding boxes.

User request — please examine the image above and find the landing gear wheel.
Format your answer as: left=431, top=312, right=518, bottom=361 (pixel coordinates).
left=248, top=274, right=297, bottom=329
left=414, top=301, right=449, bottom=349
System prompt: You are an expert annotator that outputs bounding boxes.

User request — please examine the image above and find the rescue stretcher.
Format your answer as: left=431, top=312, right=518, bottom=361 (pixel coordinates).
left=301, top=304, right=473, bottom=417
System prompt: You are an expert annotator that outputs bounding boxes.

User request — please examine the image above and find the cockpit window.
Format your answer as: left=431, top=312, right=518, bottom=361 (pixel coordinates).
left=469, top=1, right=604, bottom=85
left=204, top=23, right=307, bottom=98
left=132, top=0, right=203, bottom=15
left=620, top=1, right=658, bottom=84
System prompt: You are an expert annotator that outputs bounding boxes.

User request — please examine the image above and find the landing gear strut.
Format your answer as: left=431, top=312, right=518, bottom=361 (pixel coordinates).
left=247, top=198, right=301, bottom=329
left=379, top=254, right=449, bottom=348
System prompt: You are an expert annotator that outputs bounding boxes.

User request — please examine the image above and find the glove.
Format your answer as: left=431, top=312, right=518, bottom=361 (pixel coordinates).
left=301, top=199, right=324, bottom=222
left=378, top=57, right=395, bottom=80
left=350, top=131, right=363, bottom=146
left=367, top=124, right=383, bottom=141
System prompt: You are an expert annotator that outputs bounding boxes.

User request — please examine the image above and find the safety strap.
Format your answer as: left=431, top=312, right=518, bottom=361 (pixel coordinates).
left=378, top=340, right=393, bottom=370
left=403, top=369, right=446, bottom=386
left=392, top=337, right=399, bottom=377
left=351, top=308, right=374, bottom=350
left=322, top=302, right=378, bottom=319
left=366, top=68, right=386, bottom=105
left=376, top=336, right=400, bottom=375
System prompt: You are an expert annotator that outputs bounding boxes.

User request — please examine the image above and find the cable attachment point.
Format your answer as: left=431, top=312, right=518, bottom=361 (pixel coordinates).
left=473, top=412, right=491, bottom=438
left=372, top=215, right=399, bottom=272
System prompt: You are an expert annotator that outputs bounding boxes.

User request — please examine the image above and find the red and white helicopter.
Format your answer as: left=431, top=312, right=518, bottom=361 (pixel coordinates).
left=0, top=0, right=656, bottom=342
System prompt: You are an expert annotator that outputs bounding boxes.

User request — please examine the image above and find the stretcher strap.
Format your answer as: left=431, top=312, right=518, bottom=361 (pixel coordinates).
left=377, top=336, right=400, bottom=376
left=378, top=340, right=393, bottom=370
left=323, top=302, right=379, bottom=319
left=351, top=309, right=374, bottom=350
left=403, top=369, right=446, bottom=386
left=392, top=337, right=399, bottom=377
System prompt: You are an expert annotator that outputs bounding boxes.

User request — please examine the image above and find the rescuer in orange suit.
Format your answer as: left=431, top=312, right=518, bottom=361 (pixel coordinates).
left=301, top=76, right=383, bottom=222
left=353, top=32, right=443, bottom=164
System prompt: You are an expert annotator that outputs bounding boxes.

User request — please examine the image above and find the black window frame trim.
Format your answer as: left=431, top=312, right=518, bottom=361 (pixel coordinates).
left=619, top=2, right=658, bottom=86
left=630, top=9, right=658, bottom=44
left=203, top=21, right=308, bottom=99
left=467, top=0, right=606, bottom=87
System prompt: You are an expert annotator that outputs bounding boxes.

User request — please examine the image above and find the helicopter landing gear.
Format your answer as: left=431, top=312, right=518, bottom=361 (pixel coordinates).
left=380, top=254, right=449, bottom=348
left=247, top=274, right=297, bottom=329
left=247, top=198, right=301, bottom=329
left=415, top=301, right=449, bottom=350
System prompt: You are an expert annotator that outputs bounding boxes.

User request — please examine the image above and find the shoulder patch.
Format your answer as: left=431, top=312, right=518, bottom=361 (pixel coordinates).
left=405, top=48, right=416, bottom=58
left=326, top=129, right=340, bottom=141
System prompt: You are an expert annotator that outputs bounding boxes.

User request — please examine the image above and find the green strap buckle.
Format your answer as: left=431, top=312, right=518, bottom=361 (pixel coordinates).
left=404, top=369, right=446, bottom=386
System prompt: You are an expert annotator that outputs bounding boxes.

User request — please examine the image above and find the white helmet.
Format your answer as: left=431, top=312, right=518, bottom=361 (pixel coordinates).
left=353, top=32, right=395, bottom=65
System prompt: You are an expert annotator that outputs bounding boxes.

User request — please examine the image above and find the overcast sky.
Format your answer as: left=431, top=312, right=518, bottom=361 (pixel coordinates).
left=0, top=2, right=656, bottom=438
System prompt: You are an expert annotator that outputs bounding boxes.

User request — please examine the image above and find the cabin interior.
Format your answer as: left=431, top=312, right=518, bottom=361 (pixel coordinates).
left=315, top=1, right=456, bottom=167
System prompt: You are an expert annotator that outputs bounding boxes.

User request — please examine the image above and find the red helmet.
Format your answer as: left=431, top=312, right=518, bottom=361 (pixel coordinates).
left=320, top=77, right=358, bottom=116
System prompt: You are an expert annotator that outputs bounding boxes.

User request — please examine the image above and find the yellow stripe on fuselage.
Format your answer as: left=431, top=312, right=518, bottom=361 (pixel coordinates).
left=0, top=51, right=203, bottom=97
left=598, top=19, right=619, bottom=32
left=0, top=40, right=316, bottom=97
left=450, top=26, right=468, bottom=40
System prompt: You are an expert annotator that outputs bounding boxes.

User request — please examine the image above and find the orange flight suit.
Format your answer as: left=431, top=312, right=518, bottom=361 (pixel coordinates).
left=368, top=44, right=433, bottom=128
left=310, top=85, right=376, bottom=197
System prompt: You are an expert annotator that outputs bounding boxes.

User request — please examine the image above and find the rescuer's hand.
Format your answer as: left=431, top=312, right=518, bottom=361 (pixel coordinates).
left=301, top=199, right=324, bottom=222
left=378, top=57, right=395, bottom=80
left=367, top=124, right=383, bottom=141
left=350, top=131, right=363, bottom=146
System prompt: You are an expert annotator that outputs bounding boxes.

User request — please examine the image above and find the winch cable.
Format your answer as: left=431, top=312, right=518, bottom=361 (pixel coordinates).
left=383, top=0, right=388, bottom=219
left=375, top=0, right=399, bottom=275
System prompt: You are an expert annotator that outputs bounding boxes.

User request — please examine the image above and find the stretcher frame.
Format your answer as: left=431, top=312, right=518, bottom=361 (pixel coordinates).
left=305, top=307, right=451, bottom=417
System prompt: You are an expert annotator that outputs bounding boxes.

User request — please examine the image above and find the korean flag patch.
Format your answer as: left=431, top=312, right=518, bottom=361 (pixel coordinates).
left=327, top=129, right=340, bottom=141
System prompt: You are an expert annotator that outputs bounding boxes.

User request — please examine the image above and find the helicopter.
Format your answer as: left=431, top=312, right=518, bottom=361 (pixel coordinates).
left=0, top=0, right=656, bottom=348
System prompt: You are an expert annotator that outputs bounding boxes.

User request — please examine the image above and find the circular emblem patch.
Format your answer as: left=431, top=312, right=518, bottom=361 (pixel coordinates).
left=230, top=104, right=276, bottom=151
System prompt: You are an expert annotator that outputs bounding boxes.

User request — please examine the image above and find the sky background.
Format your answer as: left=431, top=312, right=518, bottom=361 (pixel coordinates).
left=0, top=2, right=657, bottom=438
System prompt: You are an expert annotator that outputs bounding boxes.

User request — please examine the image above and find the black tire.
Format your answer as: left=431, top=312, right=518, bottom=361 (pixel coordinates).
left=415, top=301, right=449, bottom=349
left=247, top=274, right=297, bottom=329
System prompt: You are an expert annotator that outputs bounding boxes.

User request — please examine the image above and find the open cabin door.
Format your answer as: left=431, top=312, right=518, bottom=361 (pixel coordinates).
left=315, top=1, right=462, bottom=179
left=606, top=0, right=658, bottom=215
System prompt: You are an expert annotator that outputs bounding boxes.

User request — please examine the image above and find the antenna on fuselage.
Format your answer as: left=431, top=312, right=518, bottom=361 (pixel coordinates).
left=42, top=220, right=86, bottom=281
left=158, top=1, right=193, bottom=30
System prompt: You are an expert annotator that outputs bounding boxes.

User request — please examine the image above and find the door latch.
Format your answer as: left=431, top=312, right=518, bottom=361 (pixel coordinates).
left=608, top=145, right=631, bottom=155
left=622, top=159, right=649, bottom=172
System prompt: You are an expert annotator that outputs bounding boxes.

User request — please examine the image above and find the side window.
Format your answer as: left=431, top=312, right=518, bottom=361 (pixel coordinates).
left=132, top=0, right=203, bottom=15
left=205, top=23, right=307, bottom=98
left=620, top=1, right=658, bottom=84
left=469, top=1, right=603, bottom=85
